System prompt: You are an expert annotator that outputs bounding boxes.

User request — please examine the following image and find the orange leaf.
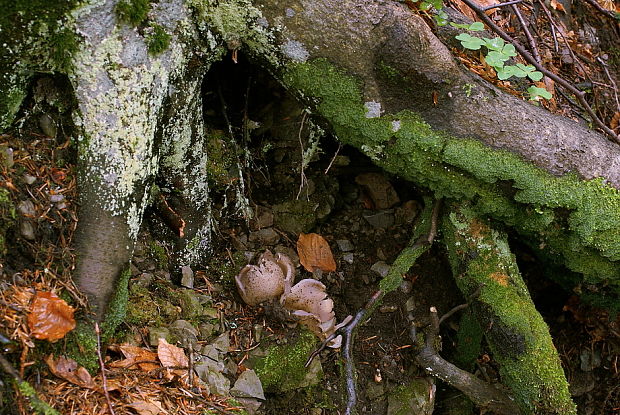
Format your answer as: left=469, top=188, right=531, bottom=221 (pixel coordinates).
left=109, top=344, right=159, bottom=372
left=28, top=291, right=76, bottom=342
left=157, top=338, right=188, bottom=368
left=128, top=400, right=165, bottom=415
left=550, top=0, right=565, bottom=12
left=46, top=355, right=95, bottom=389
left=610, top=112, right=620, bottom=131
left=297, top=233, right=337, bottom=273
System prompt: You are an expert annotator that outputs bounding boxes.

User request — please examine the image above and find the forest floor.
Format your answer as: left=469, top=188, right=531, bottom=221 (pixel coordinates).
left=1, top=0, right=620, bottom=414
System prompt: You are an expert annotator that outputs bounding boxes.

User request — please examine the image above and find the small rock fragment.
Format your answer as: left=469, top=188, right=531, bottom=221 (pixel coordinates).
left=336, top=239, right=354, bottom=252
left=249, top=228, right=280, bottom=245
left=148, top=327, right=171, bottom=346
left=212, top=331, right=230, bottom=353
left=250, top=206, right=274, bottom=230
left=17, top=200, right=36, bottom=216
left=181, top=265, right=194, bottom=288
left=22, top=174, right=36, bottom=185
left=231, top=369, right=266, bottom=400
left=38, top=114, right=57, bottom=138
left=343, top=253, right=354, bottom=264
left=49, top=194, right=64, bottom=203
left=399, top=280, right=413, bottom=294
left=370, top=261, right=391, bottom=278
left=0, top=145, right=14, bottom=168
left=363, top=210, right=395, bottom=229
left=20, top=221, right=36, bottom=240
left=355, top=172, right=400, bottom=209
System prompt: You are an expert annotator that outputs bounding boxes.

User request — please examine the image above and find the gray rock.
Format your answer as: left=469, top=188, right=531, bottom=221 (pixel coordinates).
left=22, top=174, right=36, bottom=185
left=203, top=369, right=231, bottom=396
left=363, top=210, right=395, bottom=229
left=0, top=145, right=14, bottom=168
left=251, top=206, right=274, bottom=230
left=198, top=322, right=216, bottom=340
left=234, top=398, right=262, bottom=415
left=336, top=239, right=354, bottom=252
left=231, top=369, right=265, bottom=400
left=249, top=228, right=280, bottom=245
left=181, top=265, right=194, bottom=288
left=399, top=280, right=413, bottom=294
left=395, top=200, right=420, bottom=225
left=38, top=114, right=57, bottom=138
left=148, top=327, right=171, bottom=346
left=387, top=378, right=435, bottom=415
left=343, top=253, right=355, bottom=264
left=17, top=200, right=35, bottom=216
left=177, top=289, right=203, bottom=319
left=212, top=331, right=230, bottom=353
left=371, top=261, right=391, bottom=278
left=134, top=272, right=153, bottom=287
left=169, top=319, right=199, bottom=348
left=20, top=221, right=36, bottom=241
left=366, top=381, right=385, bottom=401
left=197, top=344, right=224, bottom=372
left=49, top=193, right=64, bottom=203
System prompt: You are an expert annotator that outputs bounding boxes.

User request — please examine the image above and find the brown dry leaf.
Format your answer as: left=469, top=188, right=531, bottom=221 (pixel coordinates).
left=128, top=400, right=166, bottom=415
left=157, top=338, right=188, bottom=368
left=550, top=0, right=565, bottom=12
left=109, top=344, right=159, bottom=372
left=297, top=233, right=337, bottom=273
left=27, top=291, right=76, bottom=342
left=46, top=355, right=95, bottom=389
left=610, top=112, right=620, bottom=131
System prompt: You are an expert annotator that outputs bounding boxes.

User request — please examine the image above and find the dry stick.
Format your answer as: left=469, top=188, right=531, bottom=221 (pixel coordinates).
left=597, top=56, right=620, bottom=113
left=581, top=0, right=619, bottom=21
left=481, top=0, right=523, bottom=11
left=537, top=0, right=559, bottom=52
left=510, top=4, right=541, bottom=64
left=459, top=0, right=620, bottom=141
left=411, top=307, right=521, bottom=414
left=95, top=323, right=116, bottom=415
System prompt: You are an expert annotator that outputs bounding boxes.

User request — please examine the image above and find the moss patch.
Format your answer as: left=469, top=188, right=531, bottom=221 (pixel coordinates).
left=147, top=24, right=171, bottom=55
left=282, top=58, right=620, bottom=306
left=443, top=204, right=576, bottom=414
left=252, top=329, right=319, bottom=393
left=116, top=0, right=150, bottom=26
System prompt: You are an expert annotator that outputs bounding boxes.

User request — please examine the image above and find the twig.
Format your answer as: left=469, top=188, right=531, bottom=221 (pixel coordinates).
left=536, top=0, right=559, bottom=52
left=510, top=4, right=541, bottom=64
left=296, top=111, right=309, bottom=200
left=481, top=0, right=523, bottom=11
left=459, top=0, right=619, bottom=141
left=324, top=142, right=343, bottom=175
left=95, top=323, right=115, bottom=415
left=438, top=303, right=469, bottom=326
left=581, top=0, right=620, bottom=21
left=597, top=57, right=620, bottom=113
left=412, top=307, right=521, bottom=414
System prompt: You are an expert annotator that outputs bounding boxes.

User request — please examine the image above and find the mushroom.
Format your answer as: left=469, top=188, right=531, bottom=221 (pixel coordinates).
left=235, top=251, right=294, bottom=306
left=236, top=251, right=348, bottom=348
left=283, top=279, right=344, bottom=348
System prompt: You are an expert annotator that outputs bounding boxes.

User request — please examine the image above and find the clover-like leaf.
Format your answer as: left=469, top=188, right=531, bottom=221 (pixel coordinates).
left=483, top=37, right=505, bottom=51
left=456, top=33, right=486, bottom=50
left=527, top=71, right=544, bottom=81
left=528, top=86, right=552, bottom=100
left=485, top=51, right=510, bottom=69
left=469, top=22, right=485, bottom=31
left=501, top=43, right=517, bottom=57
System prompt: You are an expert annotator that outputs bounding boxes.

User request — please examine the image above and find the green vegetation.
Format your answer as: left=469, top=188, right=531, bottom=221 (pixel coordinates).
left=0, top=188, right=16, bottom=258
left=147, top=24, right=171, bottom=55
left=282, top=58, right=620, bottom=308
left=443, top=203, right=576, bottom=414
left=115, top=0, right=150, bottom=26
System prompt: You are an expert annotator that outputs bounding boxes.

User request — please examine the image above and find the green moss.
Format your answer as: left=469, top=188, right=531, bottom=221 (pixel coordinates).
left=147, top=24, right=171, bottom=55
left=0, top=188, right=16, bottom=258
left=149, top=241, right=169, bottom=269
left=282, top=58, right=620, bottom=305
left=452, top=311, right=483, bottom=372
left=443, top=204, right=576, bottom=414
left=100, top=268, right=130, bottom=338
left=15, top=380, right=60, bottom=415
left=115, top=0, right=150, bottom=26
left=64, top=320, right=99, bottom=373
left=0, top=0, right=80, bottom=130
left=253, top=329, right=318, bottom=392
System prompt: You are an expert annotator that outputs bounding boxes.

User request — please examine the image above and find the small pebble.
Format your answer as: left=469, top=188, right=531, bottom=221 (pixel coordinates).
left=370, top=261, right=390, bottom=278
left=336, top=239, right=354, bottom=252
left=49, top=194, right=64, bottom=203
left=22, top=174, right=36, bottom=185
left=399, top=280, right=413, bottom=294
left=20, top=221, right=36, bottom=240
left=17, top=200, right=36, bottom=216
left=342, top=253, right=354, bottom=264
left=181, top=265, right=194, bottom=288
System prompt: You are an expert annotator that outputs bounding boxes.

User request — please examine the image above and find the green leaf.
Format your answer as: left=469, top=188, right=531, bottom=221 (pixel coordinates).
left=483, top=37, right=505, bottom=51
left=456, top=33, right=486, bottom=50
left=420, top=1, right=432, bottom=11
left=434, top=10, right=449, bottom=26
left=501, top=43, right=517, bottom=57
left=469, top=22, right=485, bottom=31
left=485, top=51, right=510, bottom=68
left=503, top=65, right=527, bottom=78
left=527, top=71, right=543, bottom=81
left=528, top=86, right=552, bottom=100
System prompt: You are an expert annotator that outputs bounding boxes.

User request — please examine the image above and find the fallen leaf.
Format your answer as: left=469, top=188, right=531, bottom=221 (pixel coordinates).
left=109, top=344, right=159, bottom=372
left=46, top=355, right=95, bottom=389
left=297, top=233, right=337, bottom=273
left=610, top=112, right=620, bottom=131
left=128, top=400, right=166, bottom=415
left=550, top=0, right=565, bottom=12
left=157, top=338, right=188, bottom=369
left=28, top=291, right=76, bottom=342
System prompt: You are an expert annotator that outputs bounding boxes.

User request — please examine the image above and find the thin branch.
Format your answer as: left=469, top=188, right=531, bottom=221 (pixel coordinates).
left=536, top=0, right=559, bottom=52
left=597, top=56, right=620, bottom=113
left=481, top=0, right=523, bottom=11
left=581, top=0, right=620, bottom=21
left=438, top=303, right=469, bottom=326
left=95, top=323, right=116, bottom=415
left=459, top=0, right=619, bottom=142
left=510, top=4, right=541, bottom=64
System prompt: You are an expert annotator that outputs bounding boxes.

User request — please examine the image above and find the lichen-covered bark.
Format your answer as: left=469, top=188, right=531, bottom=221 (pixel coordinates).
left=442, top=202, right=575, bottom=415
left=70, top=0, right=221, bottom=318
